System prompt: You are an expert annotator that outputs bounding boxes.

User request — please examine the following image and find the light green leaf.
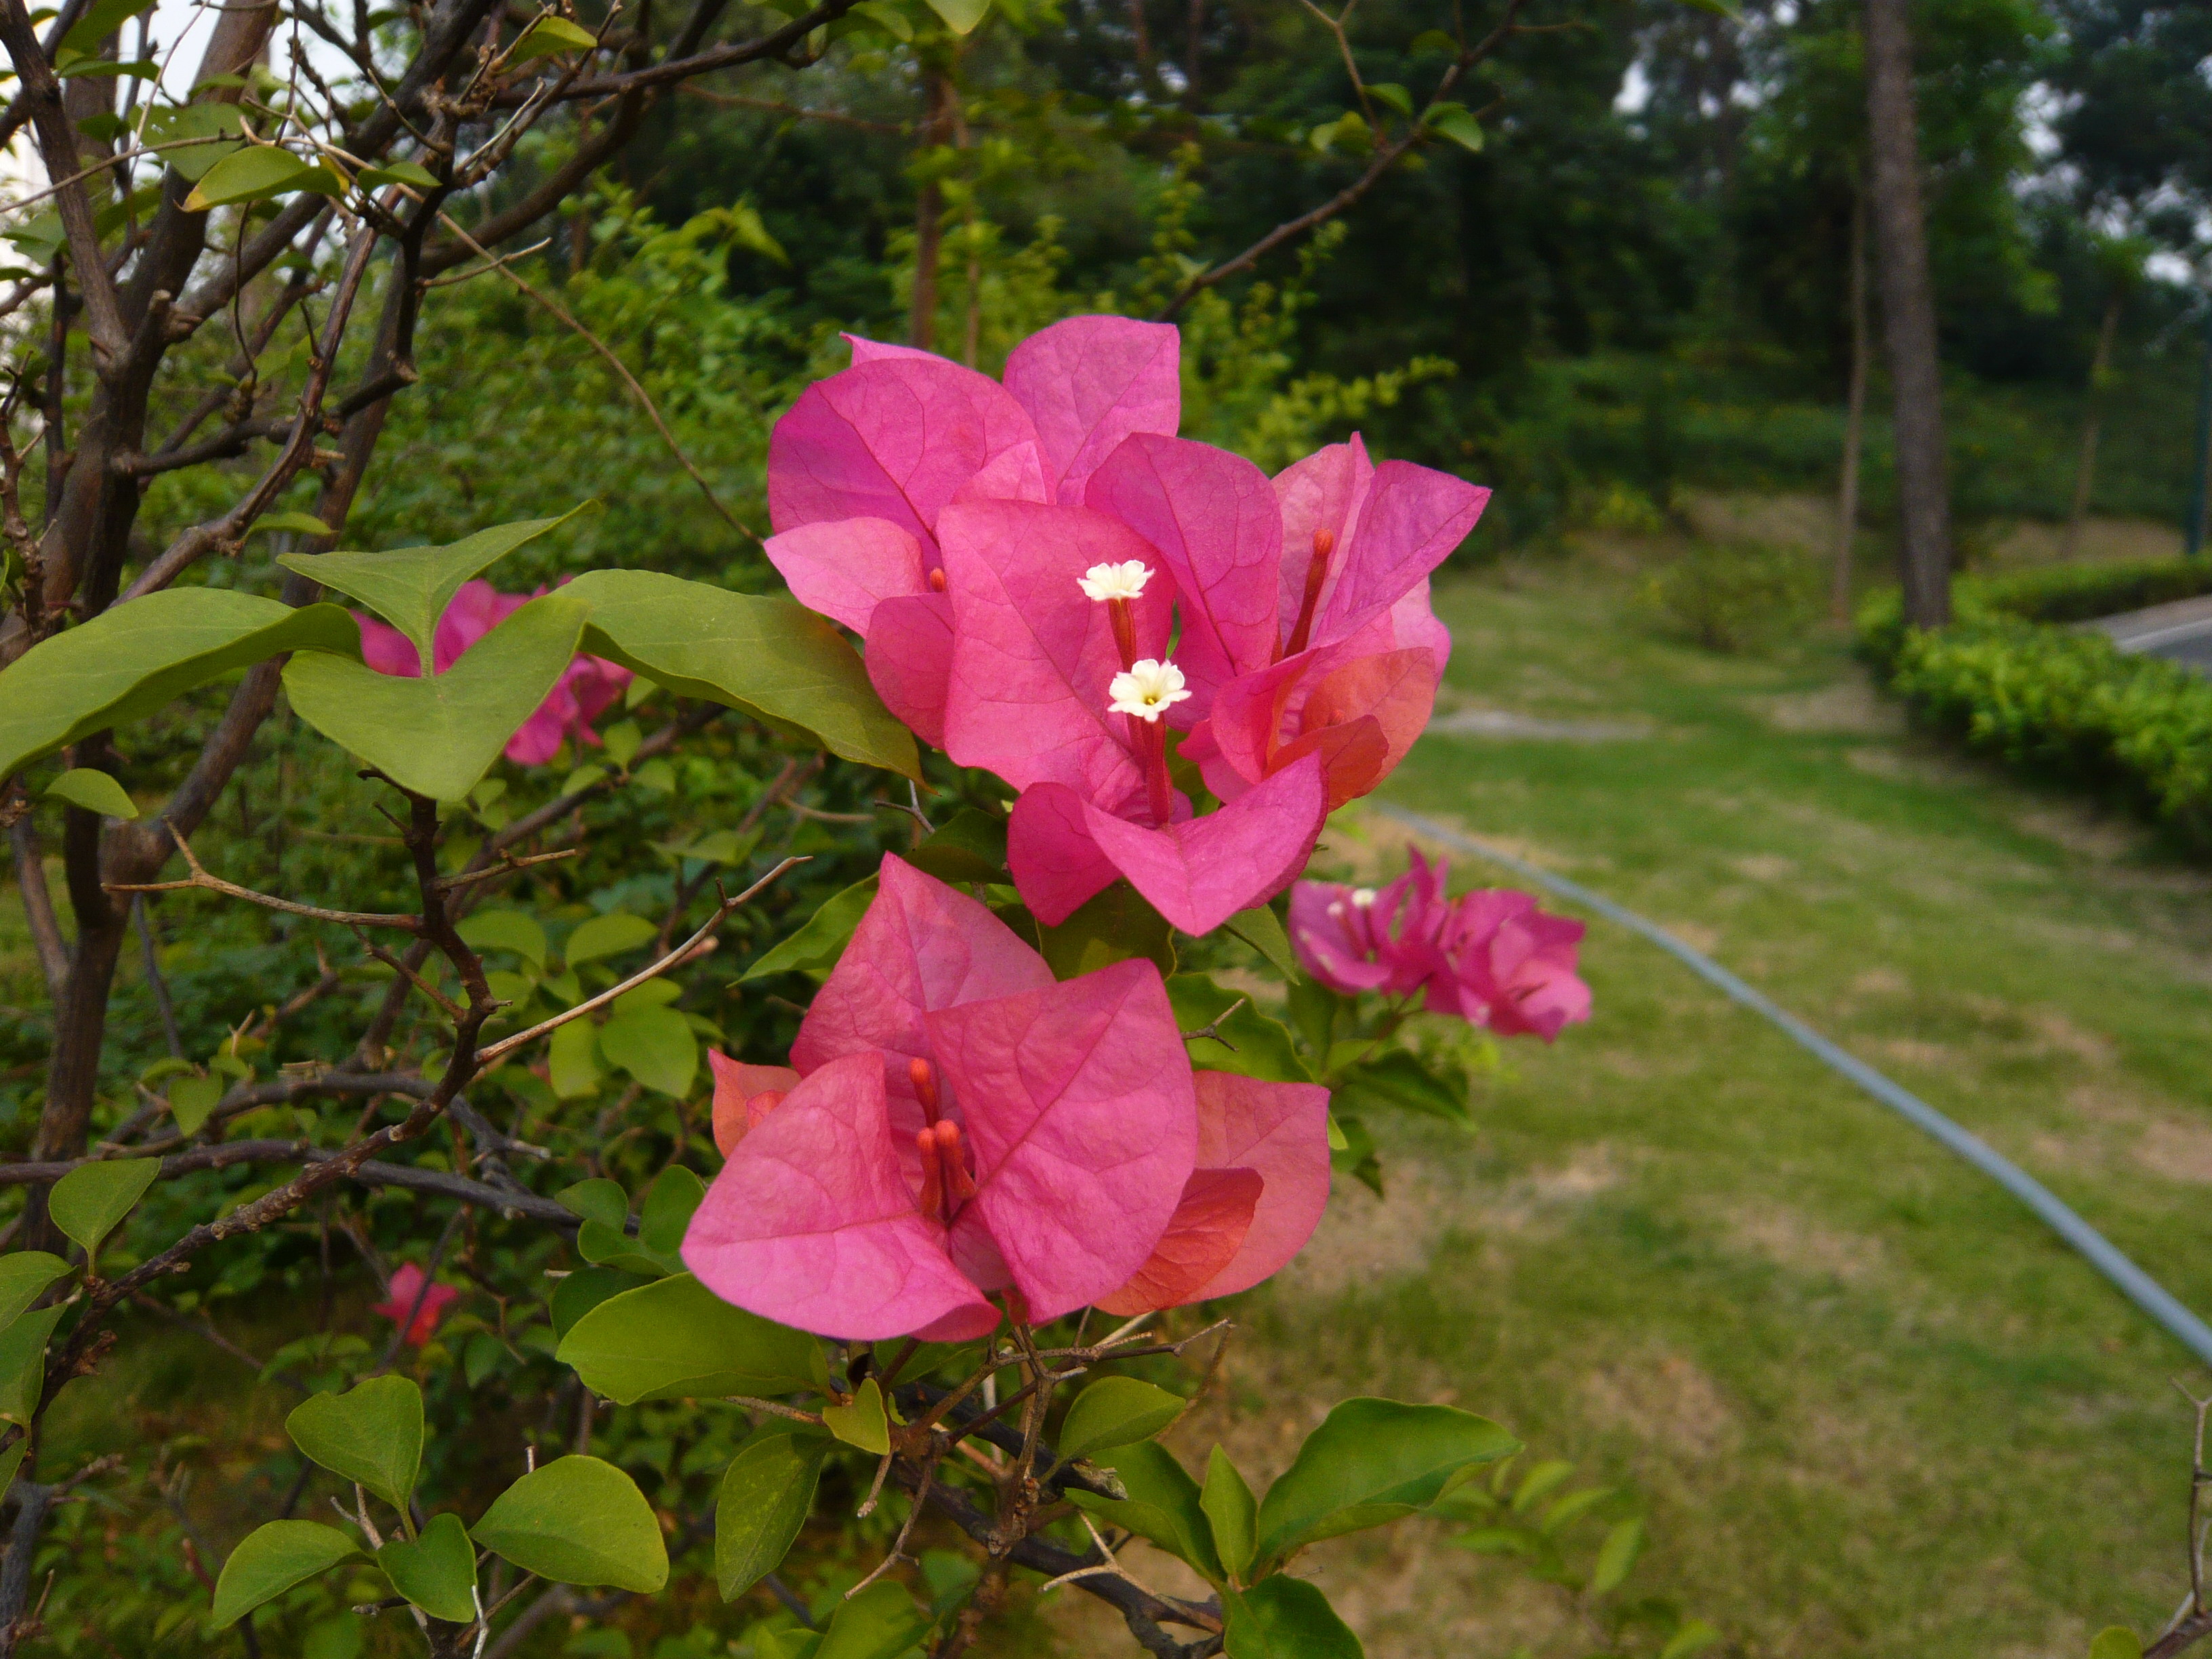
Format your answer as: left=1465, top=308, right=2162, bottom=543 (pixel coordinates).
left=556, top=1272, right=820, bottom=1403
left=0, top=1254, right=69, bottom=1331
left=556, top=1178, right=628, bottom=1230
left=1222, top=905, right=1296, bottom=979
left=0, top=589, right=360, bottom=784
left=817, top=1580, right=930, bottom=1659
left=850, top=0, right=913, bottom=40
left=715, top=1423, right=832, bottom=1601
left=358, top=160, right=438, bottom=189
left=1366, top=81, right=1412, bottom=115
left=0, top=1305, right=64, bottom=1422
left=279, top=511, right=584, bottom=672
left=1058, top=1376, right=1185, bottom=1460
left=470, top=1456, right=668, bottom=1591
left=565, top=910, right=656, bottom=968
left=283, top=594, right=588, bottom=800
left=1511, top=1459, right=1574, bottom=1513
left=823, top=1377, right=890, bottom=1455
left=376, top=1511, right=477, bottom=1622
left=44, top=767, right=136, bottom=818
left=637, top=1166, right=706, bottom=1260
left=549, top=1265, right=647, bottom=1340
left=184, top=144, right=318, bottom=211
left=1166, top=975, right=1311, bottom=1083
left=1038, top=882, right=1175, bottom=979
left=1223, top=1576, right=1364, bottom=1659
left=457, top=909, right=548, bottom=970
left=139, top=102, right=248, bottom=182
left=60, top=0, right=157, bottom=57
left=564, top=569, right=919, bottom=779
left=1069, top=1441, right=1225, bottom=1583
left=598, top=1006, right=697, bottom=1097
left=249, top=511, right=333, bottom=537
left=510, top=14, right=600, bottom=62
left=1590, top=1516, right=1643, bottom=1595
left=1423, top=102, right=1483, bottom=154
left=1659, top=1618, right=1723, bottom=1659
left=49, top=1157, right=159, bottom=1260
left=284, top=1375, right=423, bottom=1512
left=1203, top=1448, right=1259, bottom=1584
left=548, top=1019, right=601, bottom=1098
left=741, top=875, right=878, bottom=983
left=210, top=1521, right=361, bottom=1627
left=1252, top=1399, right=1520, bottom=1572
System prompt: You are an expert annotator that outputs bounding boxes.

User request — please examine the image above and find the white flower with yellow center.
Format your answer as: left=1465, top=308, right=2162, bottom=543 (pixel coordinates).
left=1078, top=560, right=1153, bottom=602
left=1107, top=658, right=1191, bottom=723
left=1351, top=888, right=1378, bottom=907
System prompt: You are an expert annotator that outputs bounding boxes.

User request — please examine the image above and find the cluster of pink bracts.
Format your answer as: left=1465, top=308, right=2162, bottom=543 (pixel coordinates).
left=764, top=316, right=1490, bottom=937
left=681, top=859, right=1330, bottom=1342
left=1290, top=848, right=1591, bottom=1042
left=356, top=579, right=632, bottom=766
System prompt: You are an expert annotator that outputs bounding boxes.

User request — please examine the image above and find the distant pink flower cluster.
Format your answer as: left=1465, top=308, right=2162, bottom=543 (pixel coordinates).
left=683, top=857, right=1330, bottom=1340
left=372, top=1263, right=462, bottom=1347
left=1290, top=850, right=1591, bottom=1042
left=355, top=579, right=631, bottom=766
left=762, top=318, right=1488, bottom=936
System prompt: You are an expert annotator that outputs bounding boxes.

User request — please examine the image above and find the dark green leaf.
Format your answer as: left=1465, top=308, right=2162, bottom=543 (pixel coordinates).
left=1221, top=904, right=1297, bottom=979
left=209, top=1521, right=361, bottom=1626
left=60, top=0, right=157, bottom=57
left=1166, top=975, right=1311, bottom=1083
left=283, top=594, right=588, bottom=800
left=1332, top=1050, right=1468, bottom=1125
left=0, top=1441, right=24, bottom=1506
left=1423, top=102, right=1485, bottom=153
left=1057, top=1376, right=1185, bottom=1460
left=1224, top=1577, right=1364, bottom=1659
left=44, top=767, right=135, bottom=818
left=358, top=160, right=438, bottom=188
left=817, top=1580, right=931, bottom=1659
left=167, top=1073, right=222, bottom=1134
left=0, top=1305, right=64, bottom=1423
left=1038, top=882, right=1174, bottom=979
left=716, top=1423, right=831, bottom=1601
left=906, top=808, right=1010, bottom=884
left=1202, top=1448, right=1258, bottom=1583
left=49, top=1157, right=158, bottom=1260
left=556, top=1272, right=819, bottom=1403
left=1069, top=1441, right=1224, bottom=1583
left=549, top=1264, right=647, bottom=1339
left=565, top=569, right=919, bottom=779
left=741, top=875, right=878, bottom=983
left=279, top=512, right=584, bottom=670
left=376, top=1512, right=478, bottom=1622
left=637, top=1166, right=706, bottom=1257
left=1252, top=1399, right=1520, bottom=1572
left=284, top=1375, right=423, bottom=1512
left=823, top=1376, right=890, bottom=1454
left=0, top=1254, right=68, bottom=1332
left=556, top=1178, right=628, bottom=1230
left=0, top=589, right=359, bottom=783
left=470, top=1456, right=668, bottom=1591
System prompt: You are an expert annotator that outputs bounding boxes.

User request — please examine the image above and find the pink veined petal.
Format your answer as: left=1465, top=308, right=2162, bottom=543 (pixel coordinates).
left=708, top=1051, right=800, bottom=1155
left=1093, top=1168, right=1262, bottom=1315
left=865, top=592, right=956, bottom=751
left=1283, top=647, right=1437, bottom=806
left=1177, top=719, right=1253, bottom=804
left=766, top=359, right=1042, bottom=553
left=926, top=960, right=1197, bottom=1324
left=1273, top=436, right=1374, bottom=649
left=1070, top=752, right=1328, bottom=935
left=1187, top=1071, right=1331, bottom=1298
left=503, top=703, right=571, bottom=766
left=1286, top=881, right=1398, bottom=995
left=1084, top=433, right=1282, bottom=703
left=1002, top=316, right=1181, bottom=504
left=938, top=499, right=1171, bottom=802
left=680, top=1050, right=1000, bottom=1340
left=1311, top=459, right=1490, bottom=646
left=951, top=440, right=1051, bottom=507
left=565, top=656, right=632, bottom=727
left=764, top=517, right=928, bottom=634
left=843, top=332, right=949, bottom=366
left=794, top=855, right=1054, bottom=1136
left=1391, top=576, right=1453, bottom=678
left=1004, top=783, right=1124, bottom=925
left=356, top=613, right=421, bottom=677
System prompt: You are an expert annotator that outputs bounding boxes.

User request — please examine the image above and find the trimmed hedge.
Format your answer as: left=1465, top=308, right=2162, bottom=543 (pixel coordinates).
left=1859, top=558, right=2212, bottom=855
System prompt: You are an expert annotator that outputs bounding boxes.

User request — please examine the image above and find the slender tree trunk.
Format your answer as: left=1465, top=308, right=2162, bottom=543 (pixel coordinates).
left=1183, top=0, right=1204, bottom=107
left=2061, top=294, right=2121, bottom=562
left=1862, top=0, right=1952, bottom=628
left=1126, top=0, right=1151, bottom=66
left=909, top=68, right=952, bottom=351
left=1833, top=189, right=1870, bottom=623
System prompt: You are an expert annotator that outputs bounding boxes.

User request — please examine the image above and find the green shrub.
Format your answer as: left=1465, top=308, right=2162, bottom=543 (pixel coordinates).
left=1858, top=556, right=2212, bottom=672
left=1638, top=541, right=1820, bottom=652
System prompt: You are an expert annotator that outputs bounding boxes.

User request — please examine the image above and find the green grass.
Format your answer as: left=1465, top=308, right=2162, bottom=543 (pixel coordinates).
left=1086, top=553, right=2212, bottom=1658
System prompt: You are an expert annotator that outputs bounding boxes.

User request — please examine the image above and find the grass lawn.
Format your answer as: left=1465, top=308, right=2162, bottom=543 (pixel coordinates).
left=1059, top=548, right=2212, bottom=1658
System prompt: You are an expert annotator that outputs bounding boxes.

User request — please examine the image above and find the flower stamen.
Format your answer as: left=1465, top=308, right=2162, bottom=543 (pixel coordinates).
left=1282, top=528, right=1335, bottom=659
left=1081, top=561, right=1152, bottom=670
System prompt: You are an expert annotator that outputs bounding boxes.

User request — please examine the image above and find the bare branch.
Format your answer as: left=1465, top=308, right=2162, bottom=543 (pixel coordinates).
left=105, top=822, right=426, bottom=932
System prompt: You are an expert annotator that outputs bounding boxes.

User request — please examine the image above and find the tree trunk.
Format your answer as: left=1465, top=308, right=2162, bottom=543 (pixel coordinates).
left=1183, top=0, right=1204, bottom=107
left=2061, top=294, right=2121, bottom=561
left=909, top=68, right=952, bottom=351
left=1833, top=188, right=1870, bottom=623
left=1862, top=0, right=1952, bottom=628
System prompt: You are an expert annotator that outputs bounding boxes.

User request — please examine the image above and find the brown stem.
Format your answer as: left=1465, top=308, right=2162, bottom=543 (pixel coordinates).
left=9, top=819, right=66, bottom=1000
left=1832, top=185, right=1868, bottom=623
left=2062, top=291, right=2122, bottom=562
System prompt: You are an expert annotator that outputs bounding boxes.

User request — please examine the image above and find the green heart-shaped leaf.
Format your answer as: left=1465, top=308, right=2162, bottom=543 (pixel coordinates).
left=714, top=1423, right=832, bottom=1601
left=1057, top=1376, right=1185, bottom=1460
left=49, top=1158, right=159, bottom=1261
left=376, top=1511, right=477, bottom=1622
left=211, top=1521, right=361, bottom=1627
left=471, top=1456, right=668, bottom=1591
left=285, top=1375, right=424, bottom=1513
left=556, top=1273, right=819, bottom=1404
left=44, top=767, right=136, bottom=818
